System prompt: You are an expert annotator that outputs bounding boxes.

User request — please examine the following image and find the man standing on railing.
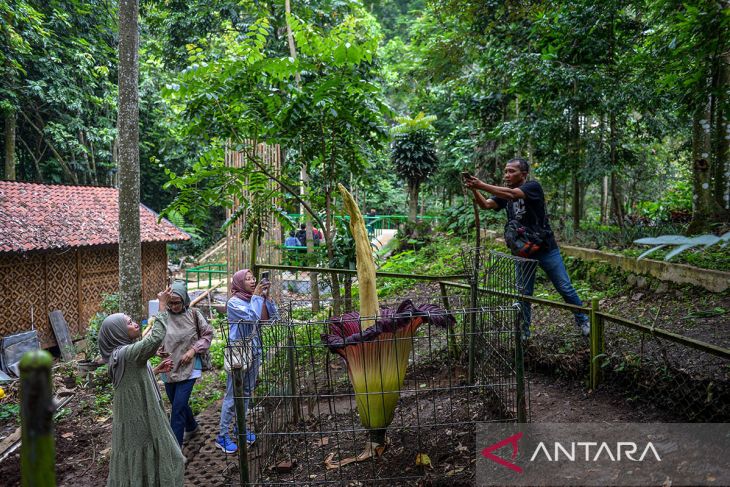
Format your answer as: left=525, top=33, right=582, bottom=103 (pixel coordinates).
left=464, top=158, right=590, bottom=338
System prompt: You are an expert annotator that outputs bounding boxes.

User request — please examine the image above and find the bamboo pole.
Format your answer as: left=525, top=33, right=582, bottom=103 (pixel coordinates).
left=20, top=350, right=55, bottom=487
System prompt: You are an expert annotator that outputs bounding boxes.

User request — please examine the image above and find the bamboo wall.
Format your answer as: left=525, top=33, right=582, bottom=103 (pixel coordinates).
left=0, top=242, right=167, bottom=348
left=225, top=142, right=283, bottom=300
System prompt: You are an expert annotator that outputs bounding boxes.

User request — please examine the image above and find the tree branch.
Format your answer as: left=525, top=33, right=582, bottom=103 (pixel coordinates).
left=19, top=110, right=78, bottom=184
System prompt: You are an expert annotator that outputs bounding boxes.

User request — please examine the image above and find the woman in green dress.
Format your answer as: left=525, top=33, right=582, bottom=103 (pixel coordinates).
left=98, top=287, right=185, bottom=486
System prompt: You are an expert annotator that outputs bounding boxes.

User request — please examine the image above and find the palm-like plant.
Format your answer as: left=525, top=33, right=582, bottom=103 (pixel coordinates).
left=390, top=112, right=439, bottom=224
left=634, top=232, right=730, bottom=260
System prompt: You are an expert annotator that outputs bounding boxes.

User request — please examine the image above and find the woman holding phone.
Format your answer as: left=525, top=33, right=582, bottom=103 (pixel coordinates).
left=158, top=281, right=213, bottom=447
left=98, top=287, right=185, bottom=486
left=215, top=269, right=278, bottom=454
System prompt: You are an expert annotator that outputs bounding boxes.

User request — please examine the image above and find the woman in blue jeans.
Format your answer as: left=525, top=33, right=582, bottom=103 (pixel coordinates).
left=216, top=268, right=278, bottom=454
left=158, top=281, right=213, bottom=447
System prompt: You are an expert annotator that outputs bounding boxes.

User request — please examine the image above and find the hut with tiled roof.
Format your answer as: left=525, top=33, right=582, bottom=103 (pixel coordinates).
left=0, top=181, right=189, bottom=348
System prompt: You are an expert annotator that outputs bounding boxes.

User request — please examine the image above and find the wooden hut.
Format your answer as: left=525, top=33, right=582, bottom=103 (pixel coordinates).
left=0, top=181, right=189, bottom=348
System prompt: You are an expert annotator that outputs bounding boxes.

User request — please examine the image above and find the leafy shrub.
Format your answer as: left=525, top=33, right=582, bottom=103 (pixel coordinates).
left=635, top=180, right=692, bottom=222
left=439, top=199, right=501, bottom=236
left=0, top=403, right=20, bottom=422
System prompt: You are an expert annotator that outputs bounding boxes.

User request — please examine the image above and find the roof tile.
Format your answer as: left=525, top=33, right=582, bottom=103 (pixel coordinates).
left=0, top=181, right=190, bottom=253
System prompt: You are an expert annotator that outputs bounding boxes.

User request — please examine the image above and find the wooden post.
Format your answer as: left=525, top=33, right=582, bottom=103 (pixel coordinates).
left=20, top=350, right=55, bottom=487
left=589, top=298, right=603, bottom=390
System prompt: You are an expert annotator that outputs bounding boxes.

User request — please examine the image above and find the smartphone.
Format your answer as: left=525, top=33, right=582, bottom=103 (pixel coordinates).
left=261, top=271, right=270, bottom=281
left=461, top=171, right=473, bottom=179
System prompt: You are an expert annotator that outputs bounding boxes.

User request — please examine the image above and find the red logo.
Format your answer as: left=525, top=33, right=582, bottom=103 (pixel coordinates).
left=481, top=432, right=524, bottom=474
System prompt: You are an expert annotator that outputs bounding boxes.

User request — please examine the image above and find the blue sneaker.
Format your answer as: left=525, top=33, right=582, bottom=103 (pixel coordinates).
left=578, top=320, right=590, bottom=337
left=215, top=434, right=238, bottom=454
left=232, top=426, right=256, bottom=446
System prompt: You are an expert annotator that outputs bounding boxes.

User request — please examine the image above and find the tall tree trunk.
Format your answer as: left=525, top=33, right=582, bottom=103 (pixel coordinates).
left=285, top=3, right=321, bottom=310
left=688, top=105, right=719, bottom=233
left=713, top=46, right=729, bottom=212
left=600, top=175, right=609, bottom=224
left=302, top=167, right=320, bottom=312
left=4, top=111, right=16, bottom=180
left=408, top=181, right=419, bottom=223
left=118, top=0, right=142, bottom=320
left=571, top=101, right=581, bottom=230
left=324, top=189, right=342, bottom=316
left=609, top=113, right=624, bottom=226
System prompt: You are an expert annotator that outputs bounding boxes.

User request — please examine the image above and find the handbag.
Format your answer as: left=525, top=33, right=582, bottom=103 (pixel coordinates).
left=504, top=219, right=544, bottom=258
left=224, top=335, right=254, bottom=372
left=192, top=310, right=214, bottom=371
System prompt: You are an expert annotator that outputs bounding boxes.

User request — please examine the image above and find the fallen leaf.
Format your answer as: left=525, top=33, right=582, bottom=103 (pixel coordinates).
left=314, top=437, right=329, bottom=446
left=415, top=452, right=433, bottom=469
left=275, top=460, right=296, bottom=473
left=445, top=466, right=465, bottom=477
left=61, top=432, right=74, bottom=439
left=455, top=442, right=468, bottom=453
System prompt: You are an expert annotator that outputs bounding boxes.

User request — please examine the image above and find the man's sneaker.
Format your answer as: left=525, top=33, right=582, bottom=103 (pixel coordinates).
left=215, top=434, right=238, bottom=454
left=246, top=432, right=256, bottom=446
left=183, top=425, right=200, bottom=443
left=578, top=321, right=590, bottom=337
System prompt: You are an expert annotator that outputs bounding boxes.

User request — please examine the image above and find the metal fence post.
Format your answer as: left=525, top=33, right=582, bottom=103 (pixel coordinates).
left=514, top=310, right=527, bottom=423
left=468, top=250, right=479, bottom=384
left=20, top=350, right=55, bottom=487
left=439, top=282, right=458, bottom=359
left=287, top=328, right=300, bottom=425
left=232, top=367, right=250, bottom=485
left=589, top=298, right=603, bottom=390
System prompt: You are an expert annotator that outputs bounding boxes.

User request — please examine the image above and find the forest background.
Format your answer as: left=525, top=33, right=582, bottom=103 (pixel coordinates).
left=2, top=0, right=729, bottom=259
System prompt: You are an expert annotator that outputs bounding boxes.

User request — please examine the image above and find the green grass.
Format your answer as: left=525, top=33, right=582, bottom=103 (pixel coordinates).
left=190, top=371, right=226, bottom=415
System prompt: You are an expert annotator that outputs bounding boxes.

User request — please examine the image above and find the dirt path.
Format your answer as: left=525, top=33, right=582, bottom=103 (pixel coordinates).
left=528, top=372, right=665, bottom=424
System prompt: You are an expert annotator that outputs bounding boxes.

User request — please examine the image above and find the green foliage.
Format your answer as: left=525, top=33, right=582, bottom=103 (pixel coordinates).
left=389, top=111, right=436, bottom=135
left=391, top=129, right=438, bottom=185
left=635, top=180, right=692, bottom=222
left=330, top=217, right=358, bottom=269
left=208, top=338, right=225, bottom=370
left=161, top=7, right=390, bottom=243
left=377, top=236, right=463, bottom=298
left=0, top=403, right=20, bottom=422
left=189, top=371, right=225, bottom=415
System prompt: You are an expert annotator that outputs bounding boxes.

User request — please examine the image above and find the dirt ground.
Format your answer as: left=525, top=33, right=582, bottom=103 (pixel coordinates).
left=0, top=366, right=673, bottom=487
left=0, top=279, right=726, bottom=485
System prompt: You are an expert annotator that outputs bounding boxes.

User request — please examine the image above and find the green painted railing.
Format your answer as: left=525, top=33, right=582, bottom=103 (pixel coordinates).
left=185, top=263, right=228, bottom=289
left=283, top=213, right=441, bottom=240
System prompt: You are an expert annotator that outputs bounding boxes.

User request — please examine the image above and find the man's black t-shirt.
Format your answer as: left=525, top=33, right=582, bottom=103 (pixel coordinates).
left=489, top=180, right=558, bottom=254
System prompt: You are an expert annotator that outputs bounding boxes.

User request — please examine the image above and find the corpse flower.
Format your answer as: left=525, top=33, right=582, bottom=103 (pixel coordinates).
left=321, top=185, right=455, bottom=468
left=323, top=300, right=455, bottom=446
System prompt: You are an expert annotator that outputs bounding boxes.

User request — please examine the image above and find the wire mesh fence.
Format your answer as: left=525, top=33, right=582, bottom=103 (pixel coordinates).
left=598, top=315, right=730, bottom=421
left=213, top=263, right=526, bottom=485
left=477, top=248, right=730, bottom=423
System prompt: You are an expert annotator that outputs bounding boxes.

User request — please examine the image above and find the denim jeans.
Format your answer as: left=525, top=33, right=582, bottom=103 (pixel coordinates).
left=218, top=352, right=261, bottom=437
left=516, top=247, right=589, bottom=333
left=164, top=378, right=198, bottom=446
